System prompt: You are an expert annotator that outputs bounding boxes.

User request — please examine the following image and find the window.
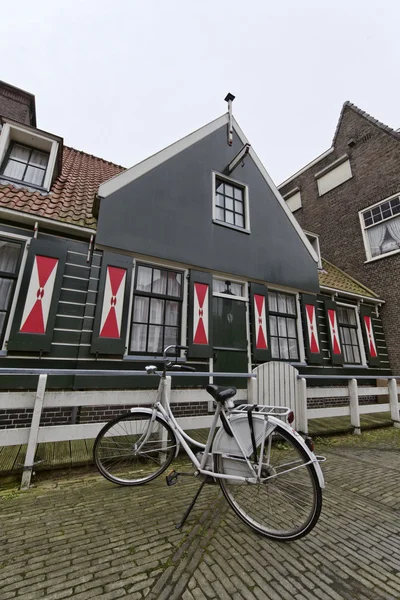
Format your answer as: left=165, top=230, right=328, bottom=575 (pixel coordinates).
left=283, top=189, right=302, bottom=212
left=361, top=194, right=400, bottom=259
left=214, top=177, right=247, bottom=230
left=337, top=306, right=361, bottom=364
left=268, top=291, right=299, bottom=361
left=213, top=279, right=245, bottom=298
left=316, top=157, right=352, bottom=196
left=305, top=231, right=322, bottom=269
left=0, top=122, right=60, bottom=192
left=1, top=142, right=49, bottom=188
left=130, top=264, right=183, bottom=354
left=0, top=237, right=24, bottom=345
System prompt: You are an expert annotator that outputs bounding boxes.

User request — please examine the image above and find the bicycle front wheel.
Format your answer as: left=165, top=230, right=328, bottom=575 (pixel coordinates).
left=215, top=423, right=322, bottom=541
left=94, top=411, right=178, bottom=486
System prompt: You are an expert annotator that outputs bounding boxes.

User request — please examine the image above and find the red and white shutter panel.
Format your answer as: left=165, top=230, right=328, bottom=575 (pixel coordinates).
left=188, top=271, right=213, bottom=358
left=327, top=308, right=342, bottom=355
left=254, top=294, right=268, bottom=350
left=250, top=283, right=270, bottom=362
left=323, top=298, right=344, bottom=365
left=363, top=315, right=377, bottom=358
left=301, top=294, right=323, bottom=365
left=359, top=305, right=380, bottom=366
left=305, top=303, right=320, bottom=354
left=99, top=266, right=127, bottom=339
left=193, top=282, right=209, bottom=345
left=20, top=255, right=59, bottom=334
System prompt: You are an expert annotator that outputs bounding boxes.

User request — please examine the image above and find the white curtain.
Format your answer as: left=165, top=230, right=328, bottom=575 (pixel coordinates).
left=387, top=217, right=400, bottom=245
left=367, top=222, right=386, bottom=257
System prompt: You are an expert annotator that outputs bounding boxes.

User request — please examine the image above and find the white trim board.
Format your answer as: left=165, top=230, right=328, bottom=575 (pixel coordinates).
left=97, top=113, right=318, bottom=264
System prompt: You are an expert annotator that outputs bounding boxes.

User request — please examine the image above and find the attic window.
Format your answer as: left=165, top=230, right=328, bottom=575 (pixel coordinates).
left=213, top=173, right=250, bottom=233
left=1, top=142, right=49, bottom=188
left=305, top=231, right=322, bottom=269
left=0, top=121, right=59, bottom=191
left=315, top=156, right=352, bottom=196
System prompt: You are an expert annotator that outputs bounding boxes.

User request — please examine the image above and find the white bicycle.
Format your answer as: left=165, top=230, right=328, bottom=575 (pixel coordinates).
left=94, top=345, right=325, bottom=541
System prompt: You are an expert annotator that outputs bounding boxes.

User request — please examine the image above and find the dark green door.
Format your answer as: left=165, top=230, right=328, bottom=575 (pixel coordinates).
left=212, top=296, right=248, bottom=388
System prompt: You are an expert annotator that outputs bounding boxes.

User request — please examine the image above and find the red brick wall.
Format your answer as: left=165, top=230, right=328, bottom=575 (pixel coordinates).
left=0, top=86, right=33, bottom=126
left=280, top=106, right=400, bottom=371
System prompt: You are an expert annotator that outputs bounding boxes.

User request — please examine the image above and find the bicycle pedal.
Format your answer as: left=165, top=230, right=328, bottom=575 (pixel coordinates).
left=166, top=470, right=179, bottom=486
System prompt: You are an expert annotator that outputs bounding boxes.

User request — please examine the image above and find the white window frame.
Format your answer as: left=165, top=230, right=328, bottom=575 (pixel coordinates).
left=1, top=232, right=30, bottom=351
left=336, top=302, right=367, bottom=367
left=282, top=187, right=302, bottom=213
left=304, top=231, right=322, bottom=269
left=212, top=171, right=250, bottom=234
left=124, top=256, right=187, bottom=358
left=0, top=122, right=59, bottom=192
left=315, top=155, right=352, bottom=196
left=268, top=288, right=302, bottom=363
left=359, top=192, right=400, bottom=263
left=212, top=275, right=248, bottom=301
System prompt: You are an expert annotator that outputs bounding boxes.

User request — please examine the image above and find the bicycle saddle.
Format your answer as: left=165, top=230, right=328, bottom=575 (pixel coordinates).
left=206, top=384, right=237, bottom=403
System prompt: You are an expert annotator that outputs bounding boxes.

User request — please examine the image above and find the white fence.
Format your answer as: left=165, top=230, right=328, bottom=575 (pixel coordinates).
left=0, top=363, right=399, bottom=489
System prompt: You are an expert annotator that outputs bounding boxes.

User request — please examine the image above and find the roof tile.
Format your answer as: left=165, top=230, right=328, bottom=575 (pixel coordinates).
left=319, top=258, right=378, bottom=299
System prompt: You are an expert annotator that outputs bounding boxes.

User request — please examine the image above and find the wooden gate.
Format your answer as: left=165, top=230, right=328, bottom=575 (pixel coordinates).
left=249, top=362, right=306, bottom=432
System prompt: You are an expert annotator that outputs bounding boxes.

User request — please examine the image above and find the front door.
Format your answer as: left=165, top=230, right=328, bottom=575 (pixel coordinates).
left=212, top=295, right=248, bottom=388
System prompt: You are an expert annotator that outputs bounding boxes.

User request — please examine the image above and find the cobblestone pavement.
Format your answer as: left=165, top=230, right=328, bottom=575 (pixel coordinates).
left=1, top=431, right=400, bottom=600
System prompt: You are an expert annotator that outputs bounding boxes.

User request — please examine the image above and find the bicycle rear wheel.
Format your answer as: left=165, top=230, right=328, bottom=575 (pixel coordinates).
left=94, top=411, right=178, bottom=485
left=215, top=423, right=322, bottom=540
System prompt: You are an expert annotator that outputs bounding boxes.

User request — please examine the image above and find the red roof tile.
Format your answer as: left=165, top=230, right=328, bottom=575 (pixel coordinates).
left=0, top=146, right=125, bottom=229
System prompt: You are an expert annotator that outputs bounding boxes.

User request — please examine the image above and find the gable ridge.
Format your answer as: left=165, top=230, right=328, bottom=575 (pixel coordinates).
left=333, top=100, right=400, bottom=145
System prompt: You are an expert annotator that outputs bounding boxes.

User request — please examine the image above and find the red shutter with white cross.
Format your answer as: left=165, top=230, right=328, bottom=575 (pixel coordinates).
left=91, top=252, right=133, bottom=355
left=324, top=298, right=344, bottom=365
left=8, top=238, right=67, bottom=352
left=360, top=305, right=381, bottom=367
left=99, top=266, right=127, bottom=339
left=301, top=295, right=324, bottom=365
left=188, top=270, right=213, bottom=358
left=250, top=283, right=271, bottom=362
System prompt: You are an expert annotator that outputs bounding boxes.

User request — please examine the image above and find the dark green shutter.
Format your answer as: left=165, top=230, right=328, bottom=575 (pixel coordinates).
left=187, top=270, right=213, bottom=358
left=250, top=283, right=271, bottom=363
left=360, top=305, right=381, bottom=367
left=324, top=298, right=344, bottom=365
left=90, top=252, right=133, bottom=355
left=8, top=237, right=67, bottom=352
left=300, top=294, right=324, bottom=365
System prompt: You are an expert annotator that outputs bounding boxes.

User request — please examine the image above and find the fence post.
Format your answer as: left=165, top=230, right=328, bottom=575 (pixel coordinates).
left=20, top=374, right=47, bottom=490
left=297, top=378, right=308, bottom=434
left=247, top=372, right=257, bottom=404
left=388, top=378, right=400, bottom=428
left=348, top=378, right=360, bottom=434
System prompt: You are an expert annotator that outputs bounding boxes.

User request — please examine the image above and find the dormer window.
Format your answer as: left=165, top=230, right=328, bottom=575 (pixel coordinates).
left=212, top=173, right=250, bottom=233
left=2, top=142, right=49, bottom=188
left=0, top=121, right=61, bottom=192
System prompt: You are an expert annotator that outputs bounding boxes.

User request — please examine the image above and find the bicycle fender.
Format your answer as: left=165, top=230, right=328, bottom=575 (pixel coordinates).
left=269, top=417, right=326, bottom=490
left=128, top=407, right=181, bottom=458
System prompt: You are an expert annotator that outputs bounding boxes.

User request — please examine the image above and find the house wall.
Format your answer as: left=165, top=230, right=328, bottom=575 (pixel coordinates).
left=279, top=107, right=400, bottom=372
left=0, top=85, right=33, bottom=126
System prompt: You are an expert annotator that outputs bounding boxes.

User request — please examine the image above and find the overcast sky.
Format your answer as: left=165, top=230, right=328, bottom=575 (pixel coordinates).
left=2, top=1, right=399, bottom=184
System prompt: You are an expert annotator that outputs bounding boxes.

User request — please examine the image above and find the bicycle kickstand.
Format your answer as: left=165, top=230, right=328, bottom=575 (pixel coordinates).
left=175, top=479, right=207, bottom=530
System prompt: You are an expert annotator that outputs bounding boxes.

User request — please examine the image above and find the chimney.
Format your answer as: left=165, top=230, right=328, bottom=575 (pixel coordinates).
left=224, top=93, right=235, bottom=146
left=0, top=81, right=37, bottom=127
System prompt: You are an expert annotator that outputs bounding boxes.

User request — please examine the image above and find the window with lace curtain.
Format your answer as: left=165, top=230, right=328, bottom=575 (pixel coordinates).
left=361, top=194, right=400, bottom=260
left=129, top=264, right=183, bottom=354
left=0, top=237, right=24, bottom=345
left=1, top=142, right=49, bottom=188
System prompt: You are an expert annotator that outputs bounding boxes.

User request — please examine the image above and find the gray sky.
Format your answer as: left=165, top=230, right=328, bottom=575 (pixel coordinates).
left=2, top=1, right=399, bottom=184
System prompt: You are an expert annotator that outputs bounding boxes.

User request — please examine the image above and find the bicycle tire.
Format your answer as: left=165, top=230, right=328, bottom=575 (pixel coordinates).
left=215, top=422, right=322, bottom=541
left=94, top=411, right=178, bottom=486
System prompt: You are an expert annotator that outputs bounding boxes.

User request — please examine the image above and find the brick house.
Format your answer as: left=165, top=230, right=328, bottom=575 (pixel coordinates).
left=0, top=83, right=391, bottom=430
left=279, top=102, right=400, bottom=372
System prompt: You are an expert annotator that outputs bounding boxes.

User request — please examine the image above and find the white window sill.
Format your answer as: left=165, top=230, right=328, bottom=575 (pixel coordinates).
left=364, top=248, right=400, bottom=264
left=213, top=219, right=251, bottom=234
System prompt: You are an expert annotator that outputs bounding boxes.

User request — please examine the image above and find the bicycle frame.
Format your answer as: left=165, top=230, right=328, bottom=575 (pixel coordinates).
left=131, top=370, right=325, bottom=487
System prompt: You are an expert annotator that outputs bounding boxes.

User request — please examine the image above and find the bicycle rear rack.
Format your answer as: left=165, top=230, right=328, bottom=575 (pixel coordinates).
left=233, top=404, right=291, bottom=418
